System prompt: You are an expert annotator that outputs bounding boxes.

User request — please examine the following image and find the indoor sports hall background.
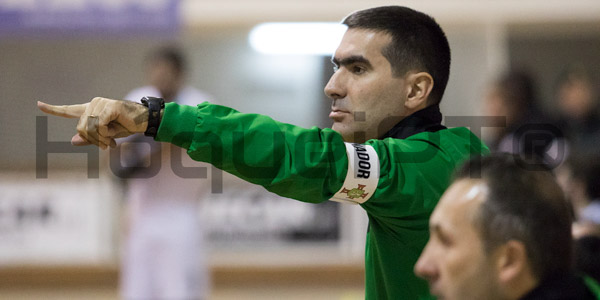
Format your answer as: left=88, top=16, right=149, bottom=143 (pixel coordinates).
left=1, top=0, right=599, bottom=299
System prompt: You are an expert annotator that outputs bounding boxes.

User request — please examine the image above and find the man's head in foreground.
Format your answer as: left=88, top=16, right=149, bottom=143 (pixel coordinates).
left=325, top=6, right=451, bottom=143
left=415, top=154, right=573, bottom=300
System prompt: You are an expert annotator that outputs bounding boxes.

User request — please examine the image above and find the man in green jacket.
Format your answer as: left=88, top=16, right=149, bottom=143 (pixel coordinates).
left=38, top=6, right=488, bottom=299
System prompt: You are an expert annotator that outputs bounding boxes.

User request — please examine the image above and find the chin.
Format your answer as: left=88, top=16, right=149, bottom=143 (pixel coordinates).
left=330, top=122, right=342, bottom=130
left=331, top=125, right=348, bottom=139
left=429, top=287, right=445, bottom=300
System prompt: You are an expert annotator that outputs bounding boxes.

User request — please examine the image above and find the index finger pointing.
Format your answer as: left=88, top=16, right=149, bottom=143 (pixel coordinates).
left=37, top=101, right=87, bottom=118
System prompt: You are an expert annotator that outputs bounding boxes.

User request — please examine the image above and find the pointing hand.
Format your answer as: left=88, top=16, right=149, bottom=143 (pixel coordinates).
left=37, top=97, right=149, bottom=150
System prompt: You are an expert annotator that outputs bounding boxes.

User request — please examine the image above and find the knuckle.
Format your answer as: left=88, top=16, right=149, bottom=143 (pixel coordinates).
left=91, top=97, right=105, bottom=104
left=111, top=102, right=120, bottom=115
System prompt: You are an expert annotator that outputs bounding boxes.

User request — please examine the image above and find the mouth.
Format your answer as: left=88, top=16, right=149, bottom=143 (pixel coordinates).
left=429, top=284, right=442, bottom=299
left=329, top=108, right=350, bottom=121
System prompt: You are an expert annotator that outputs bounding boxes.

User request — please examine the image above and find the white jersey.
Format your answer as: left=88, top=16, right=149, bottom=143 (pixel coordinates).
left=120, top=85, right=213, bottom=300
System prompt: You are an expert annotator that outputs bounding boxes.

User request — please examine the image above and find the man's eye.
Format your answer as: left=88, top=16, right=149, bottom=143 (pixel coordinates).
left=353, top=66, right=365, bottom=74
left=332, top=65, right=339, bottom=73
left=437, top=234, right=452, bottom=247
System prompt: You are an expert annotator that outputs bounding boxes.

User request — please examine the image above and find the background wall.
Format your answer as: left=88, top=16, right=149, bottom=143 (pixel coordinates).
left=0, top=0, right=599, bottom=299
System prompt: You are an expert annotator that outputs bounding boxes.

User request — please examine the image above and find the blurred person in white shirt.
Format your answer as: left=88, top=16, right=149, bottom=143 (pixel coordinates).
left=117, top=46, right=212, bottom=300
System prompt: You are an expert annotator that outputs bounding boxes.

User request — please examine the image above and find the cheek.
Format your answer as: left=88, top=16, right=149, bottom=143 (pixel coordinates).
left=348, top=78, right=404, bottom=126
left=348, top=86, right=369, bottom=110
left=443, top=248, right=490, bottom=292
left=443, top=251, right=470, bottom=276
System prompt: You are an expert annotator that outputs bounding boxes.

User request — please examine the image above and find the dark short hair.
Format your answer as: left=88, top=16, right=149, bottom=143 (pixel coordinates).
left=454, top=154, right=573, bottom=281
left=147, top=46, right=187, bottom=75
left=343, top=6, right=451, bottom=105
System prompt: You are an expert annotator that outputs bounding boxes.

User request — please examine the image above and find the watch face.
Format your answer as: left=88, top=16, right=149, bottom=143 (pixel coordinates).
left=142, top=97, right=165, bottom=107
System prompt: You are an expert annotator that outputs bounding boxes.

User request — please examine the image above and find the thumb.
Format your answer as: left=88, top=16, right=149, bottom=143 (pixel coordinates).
left=71, top=134, right=92, bottom=146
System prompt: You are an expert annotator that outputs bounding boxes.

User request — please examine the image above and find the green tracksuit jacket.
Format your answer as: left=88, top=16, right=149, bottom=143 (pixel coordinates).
left=155, top=102, right=489, bottom=299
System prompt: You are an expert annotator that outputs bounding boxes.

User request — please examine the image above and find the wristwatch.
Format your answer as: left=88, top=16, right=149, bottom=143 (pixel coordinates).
left=141, top=96, right=165, bottom=138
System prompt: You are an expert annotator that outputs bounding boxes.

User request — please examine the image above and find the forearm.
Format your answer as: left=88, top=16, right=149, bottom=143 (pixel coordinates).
left=155, top=102, right=348, bottom=203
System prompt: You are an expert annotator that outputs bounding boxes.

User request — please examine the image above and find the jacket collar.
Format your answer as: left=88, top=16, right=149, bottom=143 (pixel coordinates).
left=381, top=105, right=446, bottom=140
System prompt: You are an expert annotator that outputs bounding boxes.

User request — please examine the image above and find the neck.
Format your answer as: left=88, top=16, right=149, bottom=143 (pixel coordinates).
left=160, top=81, right=183, bottom=102
left=381, top=104, right=445, bottom=140
left=162, top=92, right=176, bottom=102
left=160, top=87, right=179, bottom=102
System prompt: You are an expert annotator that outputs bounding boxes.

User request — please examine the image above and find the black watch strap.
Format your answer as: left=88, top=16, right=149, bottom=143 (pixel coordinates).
left=141, top=96, right=165, bottom=138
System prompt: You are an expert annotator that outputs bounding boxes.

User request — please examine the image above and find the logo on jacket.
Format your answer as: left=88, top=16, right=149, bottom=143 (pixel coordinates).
left=341, top=184, right=369, bottom=200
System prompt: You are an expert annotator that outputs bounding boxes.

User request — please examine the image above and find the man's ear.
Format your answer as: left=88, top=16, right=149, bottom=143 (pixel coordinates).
left=495, top=240, right=530, bottom=284
left=405, top=72, right=434, bottom=111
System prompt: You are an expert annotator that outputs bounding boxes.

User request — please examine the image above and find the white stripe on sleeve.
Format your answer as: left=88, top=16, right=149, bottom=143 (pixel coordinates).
left=329, top=143, right=380, bottom=204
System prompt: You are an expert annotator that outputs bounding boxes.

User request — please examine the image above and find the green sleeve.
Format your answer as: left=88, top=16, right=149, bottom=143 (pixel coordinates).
left=155, top=101, right=348, bottom=203
left=155, top=102, right=488, bottom=212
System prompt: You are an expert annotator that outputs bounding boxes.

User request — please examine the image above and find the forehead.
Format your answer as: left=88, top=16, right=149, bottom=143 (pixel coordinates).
left=334, top=28, right=392, bottom=60
left=430, top=179, right=488, bottom=231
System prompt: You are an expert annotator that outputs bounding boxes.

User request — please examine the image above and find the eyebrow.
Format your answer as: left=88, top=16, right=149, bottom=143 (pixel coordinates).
left=331, top=55, right=372, bottom=69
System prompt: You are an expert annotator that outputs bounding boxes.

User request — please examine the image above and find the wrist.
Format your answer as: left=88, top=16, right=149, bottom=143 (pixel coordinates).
left=141, top=97, right=165, bottom=138
left=132, top=103, right=149, bottom=133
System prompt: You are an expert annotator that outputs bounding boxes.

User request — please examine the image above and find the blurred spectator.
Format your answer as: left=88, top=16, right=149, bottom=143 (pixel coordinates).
left=483, top=70, right=562, bottom=166
left=554, top=65, right=600, bottom=156
left=116, top=46, right=212, bottom=300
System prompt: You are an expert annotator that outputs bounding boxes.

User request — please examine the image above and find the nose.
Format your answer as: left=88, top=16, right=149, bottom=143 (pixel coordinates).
left=414, top=244, right=439, bottom=282
left=324, top=71, right=345, bottom=100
